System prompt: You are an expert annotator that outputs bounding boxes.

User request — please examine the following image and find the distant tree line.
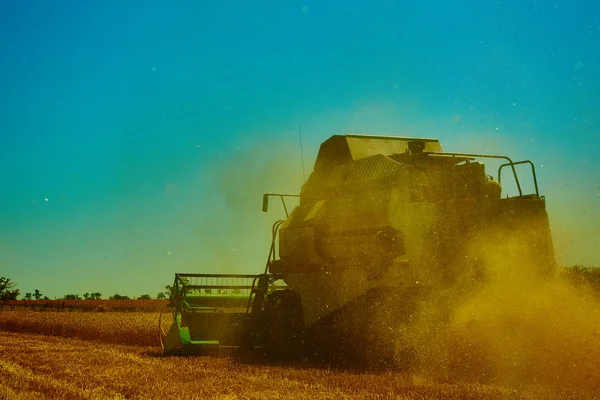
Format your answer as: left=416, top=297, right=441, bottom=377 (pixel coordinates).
left=61, top=293, right=158, bottom=301
left=62, top=293, right=102, bottom=300
left=1, top=276, right=170, bottom=306
left=560, top=265, right=600, bottom=294
left=23, top=289, right=49, bottom=300
left=4, top=268, right=600, bottom=307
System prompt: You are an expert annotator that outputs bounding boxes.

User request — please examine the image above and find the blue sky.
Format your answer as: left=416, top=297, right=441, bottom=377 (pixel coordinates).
left=1, top=1, right=599, bottom=298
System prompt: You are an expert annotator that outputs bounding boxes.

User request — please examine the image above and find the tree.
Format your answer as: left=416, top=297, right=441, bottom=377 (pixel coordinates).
left=0, top=277, right=11, bottom=292
left=109, top=294, right=130, bottom=300
left=24, top=293, right=32, bottom=300
left=64, top=294, right=81, bottom=300
left=163, top=285, right=175, bottom=299
left=562, top=265, right=600, bottom=293
left=137, top=294, right=152, bottom=300
left=83, top=292, right=90, bottom=300
left=33, top=289, right=42, bottom=300
left=0, top=277, right=20, bottom=300
left=156, top=292, right=166, bottom=300
left=0, top=277, right=20, bottom=310
left=91, top=292, right=102, bottom=300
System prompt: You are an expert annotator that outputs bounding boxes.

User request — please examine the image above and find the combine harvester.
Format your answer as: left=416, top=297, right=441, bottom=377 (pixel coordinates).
left=161, top=134, right=555, bottom=368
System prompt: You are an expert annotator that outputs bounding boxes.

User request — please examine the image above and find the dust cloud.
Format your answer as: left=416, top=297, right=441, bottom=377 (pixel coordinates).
left=195, top=137, right=305, bottom=274
left=410, top=230, right=600, bottom=391
left=393, top=131, right=600, bottom=390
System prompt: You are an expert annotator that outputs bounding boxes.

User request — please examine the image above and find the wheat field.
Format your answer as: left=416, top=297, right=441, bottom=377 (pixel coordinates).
left=0, top=310, right=598, bottom=399
left=0, top=310, right=169, bottom=347
left=0, top=331, right=581, bottom=400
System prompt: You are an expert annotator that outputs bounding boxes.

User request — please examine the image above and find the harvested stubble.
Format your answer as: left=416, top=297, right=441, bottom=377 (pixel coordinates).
left=0, top=331, right=584, bottom=400
left=0, top=310, right=171, bottom=347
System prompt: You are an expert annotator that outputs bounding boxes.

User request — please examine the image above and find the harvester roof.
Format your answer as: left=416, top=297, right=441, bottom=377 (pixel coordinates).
left=314, top=134, right=443, bottom=172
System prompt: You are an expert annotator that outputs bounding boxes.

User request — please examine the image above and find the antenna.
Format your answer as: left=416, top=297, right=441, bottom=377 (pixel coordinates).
left=298, top=125, right=306, bottom=183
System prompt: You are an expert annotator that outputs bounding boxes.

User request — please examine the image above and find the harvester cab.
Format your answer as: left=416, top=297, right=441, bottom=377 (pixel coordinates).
left=162, top=134, right=555, bottom=366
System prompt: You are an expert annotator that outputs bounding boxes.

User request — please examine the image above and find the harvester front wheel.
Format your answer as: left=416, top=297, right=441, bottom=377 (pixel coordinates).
left=263, top=289, right=304, bottom=361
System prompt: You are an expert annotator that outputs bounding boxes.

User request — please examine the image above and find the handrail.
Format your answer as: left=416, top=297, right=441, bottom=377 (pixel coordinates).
left=265, top=220, right=285, bottom=274
left=498, top=160, right=539, bottom=198
left=246, top=220, right=286, bottom=313
left=426, top=152, right=523, bottom=197
left=246, top=275, right=262, bottom=314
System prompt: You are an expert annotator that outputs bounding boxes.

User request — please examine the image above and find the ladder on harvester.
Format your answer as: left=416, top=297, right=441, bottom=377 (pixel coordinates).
left=246, top=219, right=287, bottom=315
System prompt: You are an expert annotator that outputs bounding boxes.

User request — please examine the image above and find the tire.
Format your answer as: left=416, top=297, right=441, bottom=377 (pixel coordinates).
left=263, top=289, right=304, bottom=361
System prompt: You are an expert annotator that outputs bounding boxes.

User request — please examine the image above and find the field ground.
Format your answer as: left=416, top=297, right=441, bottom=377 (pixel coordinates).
left=1, top=331, right=589, bottom=400
left=0, top=311, right=599, bottom=399
left=0, top=310, right=169, bottom=347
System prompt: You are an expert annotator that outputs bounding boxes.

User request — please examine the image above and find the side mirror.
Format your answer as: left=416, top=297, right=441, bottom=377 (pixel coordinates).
left=262, top=193, right=300, bottom=215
